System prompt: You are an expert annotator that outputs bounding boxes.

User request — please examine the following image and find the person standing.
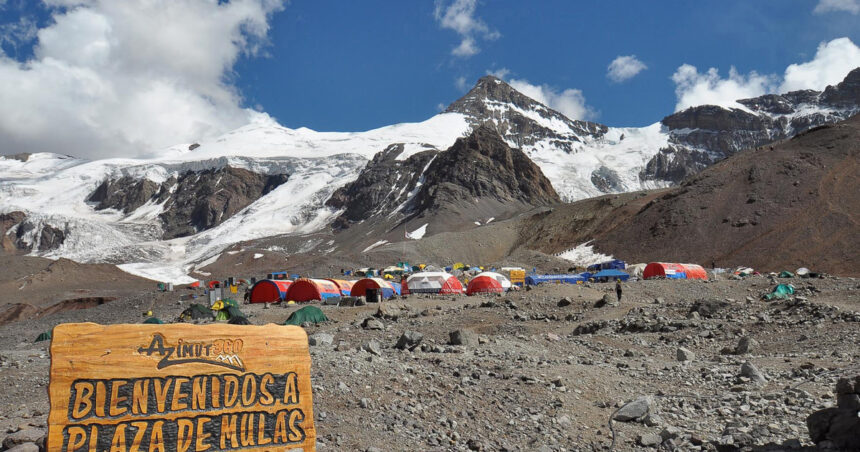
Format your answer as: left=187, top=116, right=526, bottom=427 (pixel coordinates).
left=615, top=279, right=623, bottom=302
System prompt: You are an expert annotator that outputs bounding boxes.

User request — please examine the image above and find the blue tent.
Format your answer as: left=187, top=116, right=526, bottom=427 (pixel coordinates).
left=587, top=260, right=627, bottom=272
left=525, top=273, right=590, bottom=286
left=592, top=269, right=630, bottom=281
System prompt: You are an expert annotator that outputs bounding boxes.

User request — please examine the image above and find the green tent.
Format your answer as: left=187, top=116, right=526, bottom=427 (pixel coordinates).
left=180, top=303, right=214, bottom=321
left=143, top=317, right=164, bottom=324
left=228, top=316, right=252, bottom=325
left=778, top=271, right=794, bottom=278
left=764, top=284, right=795, bottom=300
left=284, top=306, right=328, bottom=326
left=35, top=331, right=52, bottom=342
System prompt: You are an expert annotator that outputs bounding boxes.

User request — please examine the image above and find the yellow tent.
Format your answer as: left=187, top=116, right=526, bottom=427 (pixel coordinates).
left=453, top=262, right=465, bottom=270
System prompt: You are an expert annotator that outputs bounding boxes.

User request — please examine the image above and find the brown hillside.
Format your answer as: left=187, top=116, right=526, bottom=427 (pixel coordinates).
left=592, top=114, right=860, bottom=275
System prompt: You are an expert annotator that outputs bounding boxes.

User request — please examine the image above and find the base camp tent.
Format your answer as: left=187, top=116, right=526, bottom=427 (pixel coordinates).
left=404, top=272, right=464, bottom=294
left=525, top=273, right=589, bottom=285
left=627, top=263, right=647, bottom=278
left=643, top=263, right=707, bottom=280
left=592, top=269, right=630, bottom=282
left=326, top=279, right=356, bottom=296
left=466, top=272, right=511, bottom=295
left=350, top=278, right=401, bottom=298
left=284, top=305, right=328, bottom=325
left=284, top=278, right=342, bottom=302
left=249, top=280, right=292, bottom=303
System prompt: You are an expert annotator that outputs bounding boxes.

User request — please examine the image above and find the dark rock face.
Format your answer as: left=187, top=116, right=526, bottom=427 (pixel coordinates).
left=88, top=177, right=161, bottom=213
left=590, top=166, right=624, bottom=193
left=0, top=212, right=27, bottom=253
left=0, top=212, right=65, bottom=254
left=820, top=67, right=860, bottom=107
left=639, top=146, right=713, bottom=184
left=445, top=76, right=607, bottom=151
left=158, top=167, right=288, bottom=239
left=326, top=127, right=560, bottom=232
left=326, top=144, right=435, bottom=228
left=644, top=68, right=860, bottom=184
left=88, top=166, right=289, bottom=239
left=410, top=126, right=560, bottom=214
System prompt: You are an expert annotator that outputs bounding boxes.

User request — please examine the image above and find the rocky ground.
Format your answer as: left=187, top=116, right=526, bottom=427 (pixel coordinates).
left=0, top=274, right=858, bottom=451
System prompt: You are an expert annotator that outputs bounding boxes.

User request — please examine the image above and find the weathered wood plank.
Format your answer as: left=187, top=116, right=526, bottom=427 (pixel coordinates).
left=48, top=323, right=316, bottom=452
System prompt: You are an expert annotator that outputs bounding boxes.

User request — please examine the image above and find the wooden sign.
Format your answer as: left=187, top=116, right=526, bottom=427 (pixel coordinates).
left=47, top=323, right=316, bottom=452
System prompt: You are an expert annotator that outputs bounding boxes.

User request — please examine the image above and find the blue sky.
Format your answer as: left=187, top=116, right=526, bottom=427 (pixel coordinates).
left=0, top=0, right=858, bottom=159
left=238, top=0, right=860, bottom=129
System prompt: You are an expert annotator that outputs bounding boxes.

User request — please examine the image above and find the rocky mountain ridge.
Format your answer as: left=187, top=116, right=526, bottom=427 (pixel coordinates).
left=326, top=127, right=559, bottom=236
left=88, top=166, right=290, bottom=239
left=645, top=67, right=860, bottom=183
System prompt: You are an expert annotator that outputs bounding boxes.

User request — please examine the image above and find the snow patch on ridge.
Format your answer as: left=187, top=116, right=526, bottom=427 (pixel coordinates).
left=557, top=242, right=614, bottom=267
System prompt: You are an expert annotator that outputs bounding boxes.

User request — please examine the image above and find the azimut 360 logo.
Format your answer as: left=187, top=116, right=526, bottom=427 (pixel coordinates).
left=137, top=334, right=246, bottom=371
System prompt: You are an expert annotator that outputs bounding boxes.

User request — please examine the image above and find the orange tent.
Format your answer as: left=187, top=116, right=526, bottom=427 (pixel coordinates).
left=643, top=263, right=707, bottom=280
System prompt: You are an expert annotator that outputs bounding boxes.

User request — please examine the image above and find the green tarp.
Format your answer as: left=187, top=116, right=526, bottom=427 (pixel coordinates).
left=143, top=317, right=164, bottom=324
left=228, top=316, right=252, bottom=325
left=35, top=331, right=51, bottom=342
left=764, top=284, right=795, bottom=300
left=284, top=306, right=328, bottom=326
left=778, top=271, right=794, bottom=278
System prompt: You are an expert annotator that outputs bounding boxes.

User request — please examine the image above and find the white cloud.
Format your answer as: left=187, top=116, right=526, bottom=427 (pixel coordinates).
left=455, top=75, right=468, bottom=91
left=813, top=0, right=860, bottom=14
left=0, top=0, right=285, bottom=160
left=434, top=0, right=499, bottom=58
left=671, top=37, right=860, bottom=112
left=671, top=65, right=776, bottom=111
left=507, top=78, right=595, bottom=121
left=487, top=67, right=510, bottom=79
left=780, top=37, right=860, bottom=91
left=607, top=55, right=647, bottom=83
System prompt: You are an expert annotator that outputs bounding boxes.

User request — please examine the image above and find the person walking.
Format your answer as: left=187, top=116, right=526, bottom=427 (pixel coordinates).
left=615, top=279, right=623, bottom=302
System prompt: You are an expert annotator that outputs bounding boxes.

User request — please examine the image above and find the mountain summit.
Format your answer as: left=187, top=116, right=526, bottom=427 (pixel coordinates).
left=445, top=76, right=607, bottom=152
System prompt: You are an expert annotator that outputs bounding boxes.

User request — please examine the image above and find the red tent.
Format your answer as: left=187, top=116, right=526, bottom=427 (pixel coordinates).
left=643, top=263, right=707, bottom=280
left=249, top=280, right=292, bottom=303
left=207, top=280, right=220, bottom=289
left=350, top=278, right=400, bottom=297
left=466, top=274, right=504, bottom=295
left=285, top=279, right=342, bottom=302
left=326, top=279, right=356, bottom=296
left=404, top=272, right=464, bottom=294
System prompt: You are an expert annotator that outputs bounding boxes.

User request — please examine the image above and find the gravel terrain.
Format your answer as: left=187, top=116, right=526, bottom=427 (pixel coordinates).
left=0, top=274, right=858, bottom=451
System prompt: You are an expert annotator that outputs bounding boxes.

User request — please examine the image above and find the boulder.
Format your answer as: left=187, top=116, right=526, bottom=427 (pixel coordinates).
left=395, top=331, right=424, bottom=351
left=362, top=318, right=384, bottom=330
left=734, top=336, right=758, bottom=354
left=613, top=396, right=653, bottom=422
left=361, top=340, right=382, bottom=356
left=740, top=361, right=767, bottom=385
left=449, top=329, right=478, bottom=346
left=807, top=407, right=860, bottom=450
left=5, top=443, right=40, bottom=452
left=308, top=333, right=333, bottom=346
left=557, top=297, right=572, bottom=307
left=2, top=428, right=46, bottom=450
left=676, top=347, right=695, bottom=362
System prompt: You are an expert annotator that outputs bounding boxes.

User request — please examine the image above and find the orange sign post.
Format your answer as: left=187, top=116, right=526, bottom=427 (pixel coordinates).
left=47, top=323, right=316, bottom=452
